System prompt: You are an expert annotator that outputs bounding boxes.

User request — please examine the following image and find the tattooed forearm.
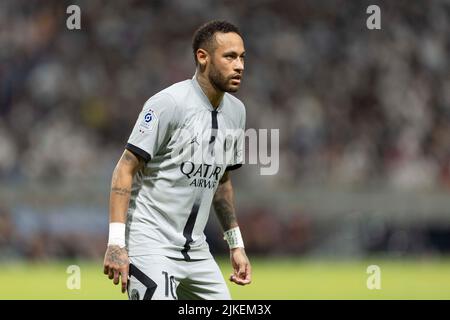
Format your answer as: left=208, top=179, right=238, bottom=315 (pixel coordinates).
left=214, top=197, right=238, bottom=230
left=111, top=187, right=131, bottom=196
left=109, top=149, right=140, bottom=223
left=110, top=150, right=140, bottom=198
left=213, top=177, right=238, bottom=231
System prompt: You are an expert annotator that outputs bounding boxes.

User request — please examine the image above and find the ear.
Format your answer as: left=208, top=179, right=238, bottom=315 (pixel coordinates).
left=196, top=48, right=208, bottom=69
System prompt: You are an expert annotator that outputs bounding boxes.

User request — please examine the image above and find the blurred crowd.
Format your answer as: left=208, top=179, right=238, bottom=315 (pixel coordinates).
left=0, top=206, right=106, bottom=259
left=1, top=0, right=449, bottom=190
left=3, top=202, right=450, bottom=260
left=1, top=0, right=450, bottom=259
left=0, top=204, right=314, bottom=260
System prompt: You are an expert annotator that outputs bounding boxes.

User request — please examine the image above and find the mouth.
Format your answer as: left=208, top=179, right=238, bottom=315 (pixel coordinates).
left=230, top=75, right=242, bottom=84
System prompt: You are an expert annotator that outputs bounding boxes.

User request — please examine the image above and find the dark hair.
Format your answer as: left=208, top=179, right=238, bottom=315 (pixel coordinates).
left=192, top=20, right=242, bottom=65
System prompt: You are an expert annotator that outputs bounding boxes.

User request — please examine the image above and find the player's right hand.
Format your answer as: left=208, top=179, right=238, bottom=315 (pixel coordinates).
left=103, top=245, right=130, bottom=293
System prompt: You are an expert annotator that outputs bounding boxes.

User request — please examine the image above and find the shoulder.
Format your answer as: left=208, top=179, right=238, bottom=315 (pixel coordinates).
left=224, top=93, right=246, bottom=124
left=225, top=93, right=245, bottom=110
left=146, top=80, right=191, bottom=108
left=143, top=80, right=192, bottom=122
left=158, top=79, right=193, bottom=107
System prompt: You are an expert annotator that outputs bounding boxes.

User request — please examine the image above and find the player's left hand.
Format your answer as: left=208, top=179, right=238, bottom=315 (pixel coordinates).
left=229, top=247, right=252, bottom=285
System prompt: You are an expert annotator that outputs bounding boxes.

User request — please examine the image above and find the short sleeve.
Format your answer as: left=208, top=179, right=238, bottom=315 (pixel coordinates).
left=226, top=105, right=246, bottom=171
left=126, top=93, right=177, bottom=162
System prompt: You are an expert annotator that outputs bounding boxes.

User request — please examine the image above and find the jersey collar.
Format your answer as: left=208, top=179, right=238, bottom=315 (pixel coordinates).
left=191, top=73, right=224, bottom=112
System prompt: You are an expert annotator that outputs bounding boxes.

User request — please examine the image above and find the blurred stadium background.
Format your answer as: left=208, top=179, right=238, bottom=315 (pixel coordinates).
left=1, top=0, right=450, bottom=299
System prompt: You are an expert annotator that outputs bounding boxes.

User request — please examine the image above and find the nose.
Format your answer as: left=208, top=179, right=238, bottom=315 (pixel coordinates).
left=234, top=58, right=244, bottom=73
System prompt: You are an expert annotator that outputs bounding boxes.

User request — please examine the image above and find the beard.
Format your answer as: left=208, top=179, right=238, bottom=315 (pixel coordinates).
left=208, top=62, right=239, bottom=93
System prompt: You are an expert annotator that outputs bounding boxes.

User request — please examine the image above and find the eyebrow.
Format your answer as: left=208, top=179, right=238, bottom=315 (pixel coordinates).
left=223, top=51, right=246, bottom=56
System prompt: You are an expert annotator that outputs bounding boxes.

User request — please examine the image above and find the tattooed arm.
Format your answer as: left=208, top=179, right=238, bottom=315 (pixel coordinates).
left=213, top=171, right=238, bottom=230
left=213, top=171, right=252, bottom=285
left=109, top=149, right=143, bottom=223
left=103, top=149, right=144, bottom=293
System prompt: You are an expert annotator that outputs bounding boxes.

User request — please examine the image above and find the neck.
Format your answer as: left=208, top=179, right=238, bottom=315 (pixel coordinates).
left=195, top=71, right=224, bottom=109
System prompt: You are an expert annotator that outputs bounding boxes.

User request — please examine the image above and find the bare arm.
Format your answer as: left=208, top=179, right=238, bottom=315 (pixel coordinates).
left=109, top=149, right=144, bottom=223
left=103, top=149, right=144, bottom=293
left=213, top=171, right=252, bottom=285
left=213, top=171, right=238, bottom=231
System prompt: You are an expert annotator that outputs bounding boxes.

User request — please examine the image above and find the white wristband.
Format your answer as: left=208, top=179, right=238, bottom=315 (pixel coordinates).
left=108, top=222, right=126, bottom=248
left=223, top=227, right=245, bottom=249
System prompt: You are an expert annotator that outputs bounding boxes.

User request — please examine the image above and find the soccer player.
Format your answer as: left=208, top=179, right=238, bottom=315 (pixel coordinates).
left=103, top=20, right=251, bottom=300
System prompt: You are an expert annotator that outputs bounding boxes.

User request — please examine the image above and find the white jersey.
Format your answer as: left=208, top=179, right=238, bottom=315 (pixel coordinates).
left=125, top=74, right=245, bottom=260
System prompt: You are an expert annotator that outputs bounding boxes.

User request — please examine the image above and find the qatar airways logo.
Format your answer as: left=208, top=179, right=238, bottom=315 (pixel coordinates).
left=180, top=162, right=222, bottom=189
left=171, top=128, right=279, bottom=176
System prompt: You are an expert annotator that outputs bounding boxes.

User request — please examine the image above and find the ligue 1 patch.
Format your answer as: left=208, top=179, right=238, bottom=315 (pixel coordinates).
left=139, top=109, right=157, bottom=132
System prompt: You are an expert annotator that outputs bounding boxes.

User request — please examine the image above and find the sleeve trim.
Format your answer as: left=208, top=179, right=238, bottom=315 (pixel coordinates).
left=125, top=143, right=151, bottom=162
left=226, top=164, right=242, bottom=171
